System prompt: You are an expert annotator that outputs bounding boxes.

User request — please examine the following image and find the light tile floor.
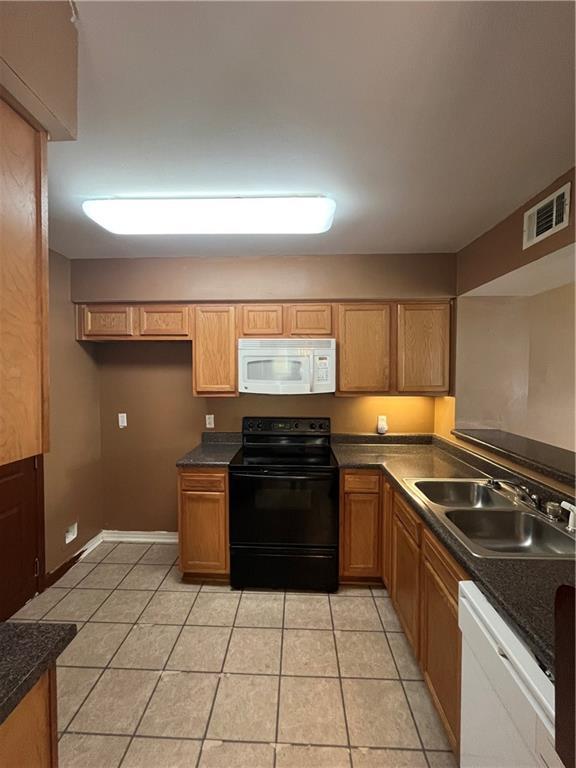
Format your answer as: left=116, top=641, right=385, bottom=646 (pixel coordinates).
left=10, top=542, right=457, bottom=768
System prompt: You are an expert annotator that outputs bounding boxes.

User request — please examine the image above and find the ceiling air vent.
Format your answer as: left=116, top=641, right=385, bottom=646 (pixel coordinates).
left=523, top=182, right=571, bottom=249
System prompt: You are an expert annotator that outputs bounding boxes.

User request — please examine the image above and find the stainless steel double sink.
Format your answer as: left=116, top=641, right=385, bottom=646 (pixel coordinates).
left=404, top=479, right=576, bottom=559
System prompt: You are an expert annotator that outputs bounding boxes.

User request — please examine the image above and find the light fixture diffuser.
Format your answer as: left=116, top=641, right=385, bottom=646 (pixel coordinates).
left=82, top=196, right=336, bottom=235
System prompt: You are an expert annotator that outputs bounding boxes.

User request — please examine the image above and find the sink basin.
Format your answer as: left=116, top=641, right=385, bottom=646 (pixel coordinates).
left=412, top=479, right=517, bottom=509
left=444, top=508, right=575, bottom=558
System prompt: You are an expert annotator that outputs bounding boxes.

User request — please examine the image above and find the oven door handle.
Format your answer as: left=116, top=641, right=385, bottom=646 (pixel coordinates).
left=230, top=472, right=333, bottom=481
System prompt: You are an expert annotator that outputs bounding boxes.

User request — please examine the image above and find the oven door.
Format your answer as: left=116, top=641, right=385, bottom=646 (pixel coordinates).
left=229, top=469, right=338, bottom=547
left=239, top=352, right=312, bottom=395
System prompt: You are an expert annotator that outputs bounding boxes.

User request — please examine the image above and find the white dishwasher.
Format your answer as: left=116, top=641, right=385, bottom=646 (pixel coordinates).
left=459, top=581, right=563, bottom=768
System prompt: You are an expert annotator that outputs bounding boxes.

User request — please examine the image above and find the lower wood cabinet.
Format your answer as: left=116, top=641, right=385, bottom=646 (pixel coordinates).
left=178, top=469, right=229, bottom=576
left=340, top=470, right=381, bottom=579
left=420, top=529, right=467, bottom=752
left=391, top=495, right=422, bottom=655
left=381, top=479, right=393, bottom=589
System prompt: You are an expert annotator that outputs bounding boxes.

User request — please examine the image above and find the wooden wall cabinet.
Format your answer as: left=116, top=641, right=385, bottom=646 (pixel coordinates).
left=391, top=494, right=422, bottom=656
left=397, top=303, right=450, bottom=393
left=193, top=306, right=237, bottom=395
left=286, top=303, right=332, bottom=336
left=340, top=470, right=381, bottom=579
left=0, top=99, right=49, bottom=465
left=178, top=469, right=229, bottom=575
left=240, top=304, right=284, bottom=336
left=337, top=304, right=391, bottom=393
left=139, top=305, right=190, bottom=336
left=81, top=304, right=135, bottom=338
left=76, top=303, right=192, bottom=340
left=421, top=529, right=467, bottom=752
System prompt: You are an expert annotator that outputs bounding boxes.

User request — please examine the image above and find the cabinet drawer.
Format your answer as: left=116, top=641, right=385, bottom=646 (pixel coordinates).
left=422, top=528, right=467, bottom=602
left=180, top=473, right=226, bottom=492
left=343, top=471, right=380, bottom=494
left=393, top=494, right=422, bottom=545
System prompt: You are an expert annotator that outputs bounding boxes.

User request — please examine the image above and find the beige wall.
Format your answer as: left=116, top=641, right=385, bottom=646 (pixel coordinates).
left=70, top=252, right=456, bottom=303
left=455, top=284, right=575, bottom=452
left=44, top=252, right=102, bottom=572
left=98, top=343, right=204, bottom=533
left=0, top=2, right=77, bottom=140
left=457, top=168, right=575, bottom=294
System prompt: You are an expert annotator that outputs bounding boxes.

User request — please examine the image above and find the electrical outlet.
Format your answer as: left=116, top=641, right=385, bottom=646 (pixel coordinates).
left=118, top=413, right=127, bottom=429
left=205, top=414, right=215, bottom=429
left=65, top=522, right=78, bottom=545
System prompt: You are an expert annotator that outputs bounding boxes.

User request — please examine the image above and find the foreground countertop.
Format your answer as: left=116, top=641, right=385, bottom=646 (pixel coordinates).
left=0, top=621, right=76, bottom=725
left=177, top=434, right=575, bottom=674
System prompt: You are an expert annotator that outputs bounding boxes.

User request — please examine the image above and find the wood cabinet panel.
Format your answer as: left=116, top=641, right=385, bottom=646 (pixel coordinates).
left=180, top=472, right=226, bottom=492
left=193, top=306, right=237, bottom=395
left=381, top=480, right=393, bottom=590
left=337, top=304, right=391, bottom=392
left=139, top=305, right=190, bottom=336
left=82, top=305, right=135, bottom=337
left=393, top=494, right=422, bottom=545
left=241, top=304, right=283, bottom=336
left=286, top=304, right=332, bottom=335
left=342, top=492, right=381, bottom=578
left=343, top=471, right=380, bottom=494
left=397, top=303, right=450, bottom=393
left=179, top=477, right=228, bottom=574
left=0, top=668, right=56, bottom=767
left=392, top=510, right=421, bottom=656
left=0, top=100, right=48, bottom=465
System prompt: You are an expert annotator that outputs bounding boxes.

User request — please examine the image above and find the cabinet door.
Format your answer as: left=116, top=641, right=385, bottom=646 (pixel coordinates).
left=82, top=305, right=135, bottom=338
left=337, top=304, right=391, bottom=392
left=397, top=303, right=450, bottom=393
left=381, top=480, right=393, bottom=590
left=139, top=305, right=190, bottom=336
left=0, top=100, right=48, bottom=464
left=179, top=490, right=228, bottom=574
left=421, top=556, right=461, bottom=751
left=341, top=493, right=381, bottom=578
left=286, top=304, right=332, bottom=336
left=392, top=514, right=421, bottom=656
left=194, top=306, right=237, bottom=394
left=241, top=304, right=283, bottom=336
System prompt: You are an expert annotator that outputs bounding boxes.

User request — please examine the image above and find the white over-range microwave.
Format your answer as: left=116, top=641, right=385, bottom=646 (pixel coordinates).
left=238, top=338, right=336, bottom=395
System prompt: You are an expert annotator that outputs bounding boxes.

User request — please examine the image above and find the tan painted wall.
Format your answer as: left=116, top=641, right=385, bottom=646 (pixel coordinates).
left=98, top=343, right=204, bottom=533
left=70, top=252, right=456, bottom=303
left=44, top=252, right=102, bottom=572
left=0, top=2, right=77, bottom=140
left=457, top=168, right=575, bottom=294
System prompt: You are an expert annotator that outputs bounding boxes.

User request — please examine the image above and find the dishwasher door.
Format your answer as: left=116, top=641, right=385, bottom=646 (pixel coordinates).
left=458, top=581, right=559, bottom=768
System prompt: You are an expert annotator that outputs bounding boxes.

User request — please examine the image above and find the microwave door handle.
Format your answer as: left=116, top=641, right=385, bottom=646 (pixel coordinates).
left=304, top=352, right=313, bottom=393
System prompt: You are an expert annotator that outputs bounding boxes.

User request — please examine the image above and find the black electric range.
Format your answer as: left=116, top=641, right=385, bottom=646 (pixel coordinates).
left=228, top=417, right=339, bottom=591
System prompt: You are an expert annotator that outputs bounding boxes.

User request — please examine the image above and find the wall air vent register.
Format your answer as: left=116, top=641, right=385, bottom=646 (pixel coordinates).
left=523, top=182, right=571, bottom=249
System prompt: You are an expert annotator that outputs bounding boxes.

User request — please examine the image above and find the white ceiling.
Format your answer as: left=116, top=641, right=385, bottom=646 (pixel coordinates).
left=48, top=1, right=575, bottom=260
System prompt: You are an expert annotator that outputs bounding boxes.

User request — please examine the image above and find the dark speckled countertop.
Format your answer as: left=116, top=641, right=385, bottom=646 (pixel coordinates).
left=177, top=433, right=575, bottom=674
left=0, top=621, right=76, bottom=724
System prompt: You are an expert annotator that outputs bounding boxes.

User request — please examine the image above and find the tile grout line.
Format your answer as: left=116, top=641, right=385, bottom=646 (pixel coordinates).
left=272, top=591, right=287, bottom=768
left=328, top=593, right=353, bottom=766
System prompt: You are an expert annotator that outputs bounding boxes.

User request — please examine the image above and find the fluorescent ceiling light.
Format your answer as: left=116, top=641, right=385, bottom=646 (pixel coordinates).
left=82, top=196, right=336, bottom=235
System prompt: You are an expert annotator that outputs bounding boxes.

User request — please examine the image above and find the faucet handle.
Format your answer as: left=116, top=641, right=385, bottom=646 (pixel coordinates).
left=561, top=501, right=576, bottom=532
left=543, top=501, right=562, bottom=521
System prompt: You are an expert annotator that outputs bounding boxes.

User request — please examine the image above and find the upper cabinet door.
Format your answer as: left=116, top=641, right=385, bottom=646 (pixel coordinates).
left=286, top=304, right=332, bottom=336
left=397, top=303, right=450, bottom=393
left=139, top=305, right=190, bottom=337
left=82, top=305, right=135, bottom=337
left=240, top=304, right=283, bottom=336
left=337, top=304, right=391, bottom=392
left=194, top=306, right=237, bottom=395
left=0, top=101, right=48, bottom=465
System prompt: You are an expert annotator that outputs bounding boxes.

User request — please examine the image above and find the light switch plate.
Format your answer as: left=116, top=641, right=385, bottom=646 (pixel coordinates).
left=118, top=413, right=127, bottom=428
left=205, top=414, right=215, bottom=429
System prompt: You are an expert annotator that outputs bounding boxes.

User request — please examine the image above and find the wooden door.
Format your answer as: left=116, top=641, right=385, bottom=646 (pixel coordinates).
left=240, top=304, right=283, bottom=336
left=392, top=513, right=421, bottom=656
left=179, top=490, right=228, bottom=574
left=286, top=304, right=332, bottom=336
left=0, top=99, right=48, bottom=465
left=139, top=305, right=190, bottom=336
left=381, top=480, right=393, bottom=590
left=397, top=303, right=450, bottom=392
left=337, top=304, right=391, bottom=392
left=0, top=457, right=44, bottom=620
left=341, top=493, right=381, bottom=578
left=194, top=306, right=237, bottom=394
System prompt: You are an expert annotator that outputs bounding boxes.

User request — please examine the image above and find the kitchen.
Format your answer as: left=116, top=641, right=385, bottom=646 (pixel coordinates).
left=0, top=2, right=575, bottom=768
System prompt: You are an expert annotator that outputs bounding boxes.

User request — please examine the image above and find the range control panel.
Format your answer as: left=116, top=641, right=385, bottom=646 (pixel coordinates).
left=242, top=417, right=331, bottom=434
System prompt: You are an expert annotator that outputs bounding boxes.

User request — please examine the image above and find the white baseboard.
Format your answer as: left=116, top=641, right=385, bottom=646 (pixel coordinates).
left=77, top=531, right=104, bottom=559
left=101, top=530, right=178, bottom=544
